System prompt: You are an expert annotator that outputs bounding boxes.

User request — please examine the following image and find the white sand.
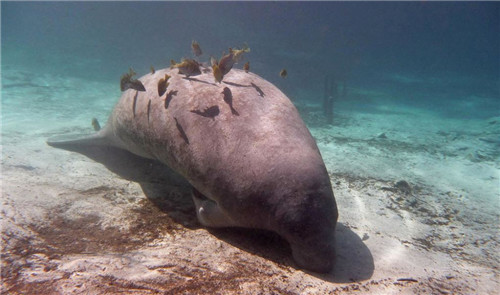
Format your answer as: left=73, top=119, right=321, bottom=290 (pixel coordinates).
left=1, top=68, right=499, bottom=294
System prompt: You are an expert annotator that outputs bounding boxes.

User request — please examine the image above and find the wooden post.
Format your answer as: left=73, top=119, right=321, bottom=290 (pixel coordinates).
left=323, top=75, right=336, bottom=125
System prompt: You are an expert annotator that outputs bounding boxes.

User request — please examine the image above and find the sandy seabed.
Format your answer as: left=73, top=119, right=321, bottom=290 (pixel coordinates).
left=1, top=67, right=499, bottom=294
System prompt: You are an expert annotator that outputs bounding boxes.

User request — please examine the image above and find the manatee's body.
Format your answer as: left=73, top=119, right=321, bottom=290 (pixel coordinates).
left=48, top=67, right=338, bottom=273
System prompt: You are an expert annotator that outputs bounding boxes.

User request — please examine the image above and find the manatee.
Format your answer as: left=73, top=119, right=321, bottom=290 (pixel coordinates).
left=47, top=67, right=339, bottom=273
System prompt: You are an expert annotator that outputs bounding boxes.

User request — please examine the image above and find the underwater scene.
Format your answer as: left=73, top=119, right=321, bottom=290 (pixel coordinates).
left=1, top=1, right=499, bottom=294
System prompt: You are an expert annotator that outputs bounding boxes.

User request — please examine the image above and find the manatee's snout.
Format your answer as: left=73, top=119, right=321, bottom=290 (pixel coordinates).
left=286, top=209, right=337, bottom=273
left=290, top=232, right=336, bottom=273
left=272, top=165, right=338, bottom=273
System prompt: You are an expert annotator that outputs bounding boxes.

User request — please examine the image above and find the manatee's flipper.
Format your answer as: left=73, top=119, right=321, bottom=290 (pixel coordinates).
left=192, top=188, right=237, bottom=227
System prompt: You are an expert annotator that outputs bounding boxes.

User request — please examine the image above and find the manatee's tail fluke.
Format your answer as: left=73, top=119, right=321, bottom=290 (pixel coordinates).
left=47, top=131, right=112, bottom=152
left=47, top=129, right=189, bottom=186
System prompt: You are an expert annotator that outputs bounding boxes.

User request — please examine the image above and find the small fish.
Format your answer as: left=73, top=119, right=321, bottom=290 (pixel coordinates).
left=212, top=63, right=223, bottom=83
left=280, top=69, right=287, bottom=78
left=190, top=105, right=220, bottom=119
left=91, top=118, right=101, bottom=131
left=191, top=40, right=202, bottom=57
left=128, top=80, right=146, bottom=92
left=243, top=61, right=249, bottom=73
left=222, top=87, right=239, bottom=116
left=218, top=51, right=235, bottom=76
left=120, top=68, right=146, bottom=91
left=157, top=74, right=171, bottom=97
left=165, top=89, right=178, bottom=109
left=150, top=65, right=155, bottom=74
left=170, top=58, right=201, bottom=77
left=230, top=44, right=250, bottom=62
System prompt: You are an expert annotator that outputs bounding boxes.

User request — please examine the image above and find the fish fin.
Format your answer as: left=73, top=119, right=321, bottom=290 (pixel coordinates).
left=210, top=56, right=218, bottom=67
left=243, top=43, right=250, bottom=52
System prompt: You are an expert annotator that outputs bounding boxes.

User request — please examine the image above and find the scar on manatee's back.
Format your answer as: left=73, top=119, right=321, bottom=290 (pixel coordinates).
left=222, top=81, right=250, bottom=88
left=147, top=99, right=151, bottom=124
left=132, top=90, right=139, bottom=117
left=174, top=117, right=189, bottom=144
left=250, top=82, right=265, bottom=97
left=182, top=76, right=217, bottom=86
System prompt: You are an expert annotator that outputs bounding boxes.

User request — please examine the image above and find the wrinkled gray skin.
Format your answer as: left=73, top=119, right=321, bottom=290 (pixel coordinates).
left=48, top=67, right=339, bottom=273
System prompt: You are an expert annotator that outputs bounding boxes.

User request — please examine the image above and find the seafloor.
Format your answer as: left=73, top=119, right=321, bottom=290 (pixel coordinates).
left=1, top=64, right=499, bottom=294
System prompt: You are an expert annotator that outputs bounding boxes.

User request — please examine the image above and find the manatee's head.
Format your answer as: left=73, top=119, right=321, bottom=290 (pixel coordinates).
left=279, top=188, right=338, bottom=273
left=268, top=159, right=338, bottom=273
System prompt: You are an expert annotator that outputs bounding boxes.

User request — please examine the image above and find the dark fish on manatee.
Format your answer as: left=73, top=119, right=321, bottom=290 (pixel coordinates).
left=91, top=118, right=101, bottom=131
left=120, top=68, right=146, bottom=92
left=157, top=74, right=171, bottom=97
left=170, top=58, right=201, bottom=77
left=211, top=56, right=225, bottom=83
left=218, top=51, right=235, bottom=76
left=211, top=46, right=247, bottom=82
left=280, top=69, right=287, bottom=78
left=191, top=40, right=203, bottom=57
left=243, top=61, right=250, bottom=73
left=150, top=65, right=155, bottom=74
left=190, top=105, right=220, bottom=119
left=127, top=80, right=146, bottom=92
left=212, top=63, right=223, bottom=83
left=222, top=87, right=239, bottom=116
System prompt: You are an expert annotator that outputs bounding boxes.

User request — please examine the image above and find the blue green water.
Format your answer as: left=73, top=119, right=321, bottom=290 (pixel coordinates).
left=2, top=1, right=498, bottom=119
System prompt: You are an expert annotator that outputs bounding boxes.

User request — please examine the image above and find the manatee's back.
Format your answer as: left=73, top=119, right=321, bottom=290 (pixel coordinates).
left=111, top=68, right=325, bottom=199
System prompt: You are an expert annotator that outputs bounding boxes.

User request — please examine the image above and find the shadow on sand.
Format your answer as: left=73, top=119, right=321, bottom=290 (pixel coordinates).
left=47, top=141, right=374, bottom=282
left=208, top=223, right=374, bottom=283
